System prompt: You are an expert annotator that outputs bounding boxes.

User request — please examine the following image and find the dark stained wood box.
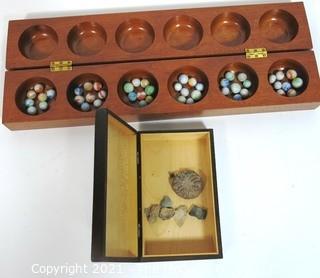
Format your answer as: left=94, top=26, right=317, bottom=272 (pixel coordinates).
left=2, top=2, right=320, bottom=130
left=92, top=109, right=222, bottom=261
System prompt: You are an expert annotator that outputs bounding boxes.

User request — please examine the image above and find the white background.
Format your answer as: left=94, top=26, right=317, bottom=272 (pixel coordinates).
left=1, top=0, right=320, bottom=277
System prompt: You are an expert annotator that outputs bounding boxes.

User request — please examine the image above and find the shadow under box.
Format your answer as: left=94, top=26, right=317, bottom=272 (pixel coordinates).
left=18, top=25, right=58, bottom=60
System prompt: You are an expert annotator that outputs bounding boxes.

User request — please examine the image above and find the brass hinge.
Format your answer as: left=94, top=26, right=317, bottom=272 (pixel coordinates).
left=245, top=48, right=268, bottom=59
left=50, top=60, right=72, bottom=72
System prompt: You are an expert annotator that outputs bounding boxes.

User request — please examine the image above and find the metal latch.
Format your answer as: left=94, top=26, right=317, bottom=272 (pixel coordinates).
left=245, top=48, right=268, bottom=59
left=50, top=60, right=72, bottom=72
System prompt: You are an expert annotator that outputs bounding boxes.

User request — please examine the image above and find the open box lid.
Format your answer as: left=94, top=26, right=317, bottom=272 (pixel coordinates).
left=92, top=109, right=140, bottom=262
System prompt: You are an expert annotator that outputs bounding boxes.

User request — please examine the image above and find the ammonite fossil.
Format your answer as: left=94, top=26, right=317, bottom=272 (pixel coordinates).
left=169, top=169, right=204, bottom=199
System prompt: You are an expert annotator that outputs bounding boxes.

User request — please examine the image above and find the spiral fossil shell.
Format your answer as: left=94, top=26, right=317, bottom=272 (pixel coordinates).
left=169, top=169, right=204, bottom=199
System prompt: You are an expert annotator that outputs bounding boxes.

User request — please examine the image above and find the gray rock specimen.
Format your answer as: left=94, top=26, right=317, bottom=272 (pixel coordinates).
left=159, top=207, right=175, bottom=220
left=189, top=205, right=207, bottom=220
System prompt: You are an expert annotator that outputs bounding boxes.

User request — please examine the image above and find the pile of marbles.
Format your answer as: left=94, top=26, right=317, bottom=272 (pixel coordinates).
left=71, top=80, right=107, bottom=112
left=219, top=71, right=253, bottom=101
left=122, top=77, right=156, bottom=107
left=268, top=68, right=304, bottom=97
left=23, top=82, right=56, bottom=115
left=173, top=73, right=206, bottom=104
left=144, top=195, right=207, bottom=227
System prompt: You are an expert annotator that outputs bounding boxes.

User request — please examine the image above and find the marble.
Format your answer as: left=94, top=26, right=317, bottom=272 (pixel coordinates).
left=273, top=81, right=282, bottom=90
left=85, top=93, right=96, bottom=103
left=26, top=90, right=36, bottom=99
left=220, top=78, right=230, bottom=88
left=195, top=82, right=204, bottom=91
left=191, top=90, right=202, bottom=100
left=138, top=100, right=147, bottom=107
left=37, top=93, right=47, bottom=102
left=292, top=77, right=303, bottom=89
left=34, top=83, right=44, bottom=93
left=237, top=72, right=247, bottom=82
left=140, top=79, right=150, bottom=88
left=240, top=88, right=249, bottom=97
left=145, top=96, right=154, bottom=103
left=233, top=94, right=242, bottom=101
left=74, top=87, right=84, bottom=96
left=180, top=88, right=190, bottom=97
left=128, top=92, right=137, bottom=102
left=243, top=80, right=252, bottom=89
left=286, top=69, right=298, bottom=80
left=281, top=81, right=292, bottom=92
left=98, top=89, right=107, bottom=99
left=93, top=99, right=102, bottom=108
left=186, top=97, right=194, bottom=104
left=132, top=78, right=141, bottom=87
left=25, top=98, right=34, bottom=107
left=287, top=88, right=297, bottom=97
left=225, top=71, right=235, bottom=81
left=230, top=83, right=241, bottom=94
left=80, top=102, right=90, bottom=112
left=145, top=85, right=155, bottom=96
left=27, top=106, right=37, bottom=115
left=188, top=77, right=197, bottom=87
left=178, top=74, right=189, bottom=85
left=221, top=87, right=230, bottom=96
left=39, top=101, right=48, bottom=110
left=269, top=74, right=277, bottom=84
left=137, top=91, right=146, bottom=100
left=123, top=82, right=134, bottom=93
left=174, top=82, right=183, bottom=92
left=276, top=89, right=286, bottom=96
left=177, top=95, right=186, bottom=103
left=276, top=71, right=285, bottom=81
left=46, top=89, right=56, bottom=99
left=83, top=82, right=93, bottom=91
left=74, top=95, right=85, bottom=105
left=93, top=82, right=102, bottom=91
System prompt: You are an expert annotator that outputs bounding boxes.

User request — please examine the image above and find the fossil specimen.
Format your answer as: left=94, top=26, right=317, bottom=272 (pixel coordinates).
left=189, top=204, right=207, bottom=220
left=144, top=204, right=160, bottom=224
left=173, top=205, right=188, bottom=227
left=160, top=195, right=173, bottom=208
left=169, top=169, right=204, bottom=199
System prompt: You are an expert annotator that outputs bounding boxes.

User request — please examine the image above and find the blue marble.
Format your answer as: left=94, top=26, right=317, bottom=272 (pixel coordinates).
left=25, top=98, right=34, bottom=107
left=74, top=87, right=84, bottom=96
left=128, top=92, right=137, bottom=102
left=233, top=94, right=242, bottom=101
left=281, top=82, right=292, bottom=92
left=27, top=106, right=37, bottom=115
left=220, top=78, right=230, bottom=88
left=80, top=102, right=90, bottom=112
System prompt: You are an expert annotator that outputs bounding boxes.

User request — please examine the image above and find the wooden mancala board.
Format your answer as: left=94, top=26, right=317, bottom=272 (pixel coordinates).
left=3, top=2, right=320, bottom=130
left=92, top=109, right=222, bottom=261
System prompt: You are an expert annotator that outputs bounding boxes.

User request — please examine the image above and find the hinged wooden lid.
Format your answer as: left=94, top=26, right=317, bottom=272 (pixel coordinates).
left=92, top=109, right=140, bottom=261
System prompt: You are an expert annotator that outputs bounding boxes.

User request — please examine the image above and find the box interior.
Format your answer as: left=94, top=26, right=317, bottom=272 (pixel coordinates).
left=105, top=114, right=138, bottom=258
left=140, top=132, right=219, bottom=257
